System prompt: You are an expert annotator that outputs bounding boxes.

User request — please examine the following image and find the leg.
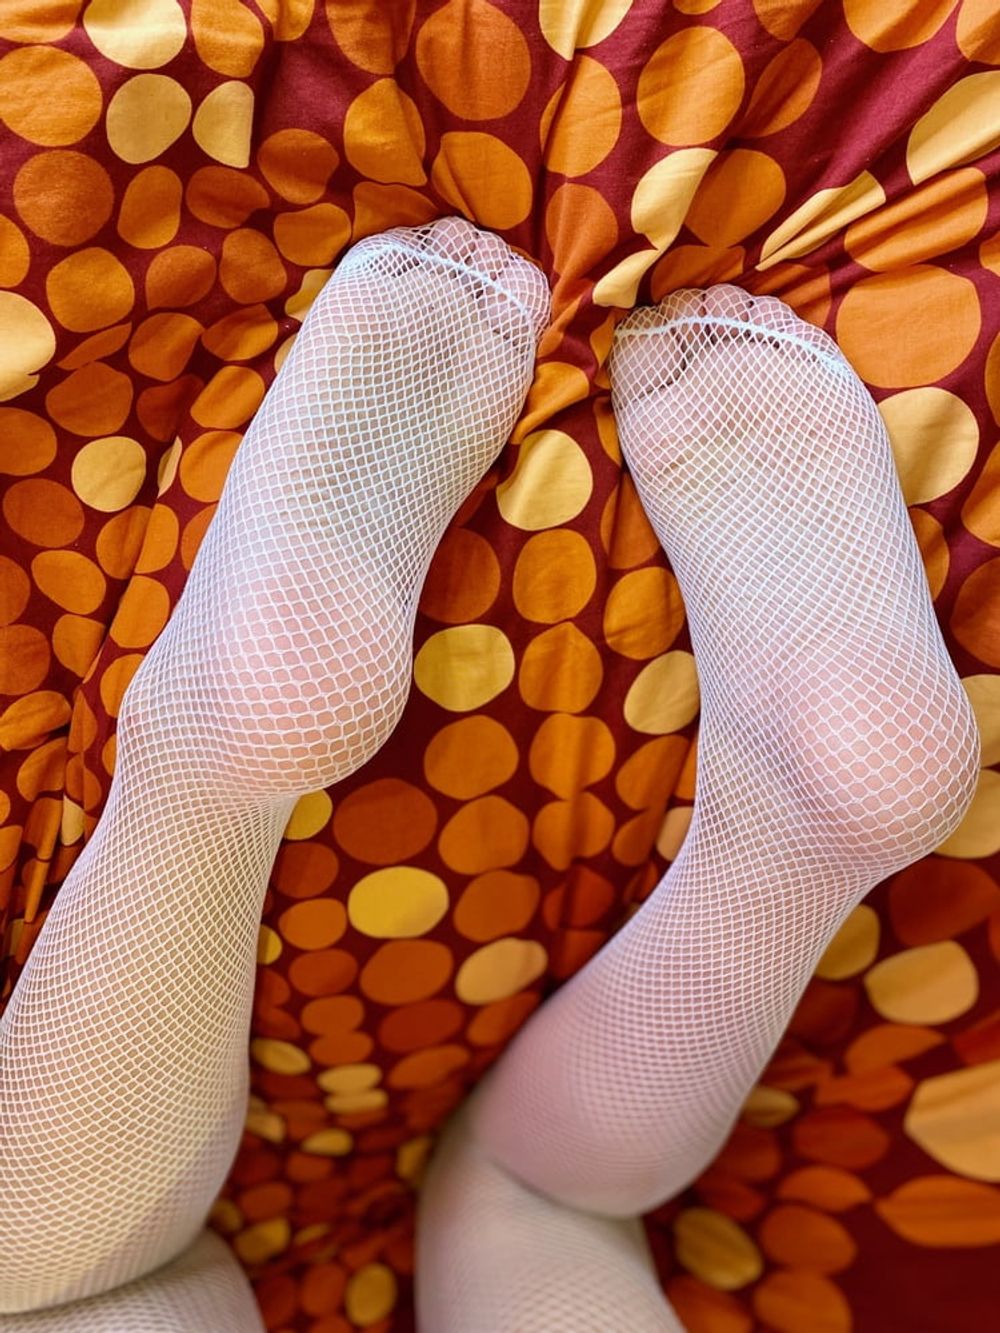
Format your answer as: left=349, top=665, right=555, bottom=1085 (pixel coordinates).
left=416, top=1099, right=682, bottom=1333
left=0, top=1231, right=264, bottom=1331
left=0, top=219, right=549, bottom=1310
left=465, top=285, right=979, bottom=1214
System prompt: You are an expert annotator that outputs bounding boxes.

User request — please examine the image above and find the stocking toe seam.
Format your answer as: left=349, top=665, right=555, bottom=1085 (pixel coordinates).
left=615, top=314, right=850, bottom=379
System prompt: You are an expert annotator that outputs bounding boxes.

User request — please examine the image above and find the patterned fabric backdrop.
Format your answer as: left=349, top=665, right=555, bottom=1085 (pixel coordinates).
left=1, top=1, right=998, bottom=1329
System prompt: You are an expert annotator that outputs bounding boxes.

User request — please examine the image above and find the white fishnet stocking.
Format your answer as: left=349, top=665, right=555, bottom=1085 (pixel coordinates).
left=0, top=1232, right=263, bottom=1331
left=465, top=286, right=979, bottom=1216
left=0, top=218, right=549, bottom=1313
left=416, top=1099, right=683, bottom=1332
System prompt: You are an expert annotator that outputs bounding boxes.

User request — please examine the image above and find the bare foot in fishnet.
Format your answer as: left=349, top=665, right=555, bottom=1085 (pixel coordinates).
left=0, top=218, right=549, bottom=1318
left=456, top=286, right=978, bottom=1225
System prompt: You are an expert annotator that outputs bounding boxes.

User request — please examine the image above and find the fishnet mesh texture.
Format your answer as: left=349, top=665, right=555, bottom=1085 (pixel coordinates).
left=1, top=1231, right=264, bottom=1332
left=466, top=286, right=980, bottom=1217
left=0, top=219, right=549, bottom=1314
left=416, top=1100, right=683, bottom=1332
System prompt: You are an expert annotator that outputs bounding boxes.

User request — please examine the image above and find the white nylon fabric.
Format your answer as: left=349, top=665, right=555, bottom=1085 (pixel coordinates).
left=0, top=218, right=549, bottom=1314
left=465, top=286, right=979, bottom=1217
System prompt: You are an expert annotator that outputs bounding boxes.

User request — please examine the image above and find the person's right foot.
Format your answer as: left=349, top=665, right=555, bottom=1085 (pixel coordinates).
left=125, top=217, right=550, bottom=792
left=0, top=219, right=549, bottom=1313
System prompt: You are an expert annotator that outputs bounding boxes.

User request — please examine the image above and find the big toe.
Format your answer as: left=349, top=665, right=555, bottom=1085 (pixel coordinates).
left=478, top=248, right=551, bottom=344
left=416, top=216, right=550, bottom=342
left=609, top=288, right=710, bottom=400
left=702, top=284, right=846, bottom=365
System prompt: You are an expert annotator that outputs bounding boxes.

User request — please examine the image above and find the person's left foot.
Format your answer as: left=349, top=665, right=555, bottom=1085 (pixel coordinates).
left=464, top=284, right=978, bottom=1216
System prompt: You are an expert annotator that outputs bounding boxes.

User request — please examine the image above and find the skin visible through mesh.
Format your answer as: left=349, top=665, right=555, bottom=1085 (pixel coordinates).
left=417, top=1099, right=685, bottom=1332
left=460, top=286, right=978, bottom=1231
left=0, top=262, right=977, bottom=1330
left=0, top=1232, right=265, bottom=1332
left=0, top=219, right=550, bottom=1319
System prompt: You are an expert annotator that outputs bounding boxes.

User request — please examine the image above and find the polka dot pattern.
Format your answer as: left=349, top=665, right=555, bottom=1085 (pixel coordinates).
left=1, top=3, right=999, bottom=1330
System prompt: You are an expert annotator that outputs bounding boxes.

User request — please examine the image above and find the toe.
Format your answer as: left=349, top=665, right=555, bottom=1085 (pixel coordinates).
left=345, top=216, right=482, bottom=279
left=465, top=226, right=521, bottom=282
left=416, top=217, right=518, bottom=284
left=610, top=291, right=706, bottom=397
left=609, top=327, right=684, bottom=401
left=719, top=288, right=844, bottom=364
left=418, top=216, right=479, bottom=264
left=413, top=217, right=550, bottom=340
left=331, top=216, right=549, bottom=350
left=656, top=287, right=709, bottom=323
left=479, top=248, right=550, bottom=341
left=615, top=288, right=714, bottom=378
left=745, top=293, right=794, bottom=324
left=748, top=295, right=843, bottom=362
left=702, top=283, right=755, bottom=322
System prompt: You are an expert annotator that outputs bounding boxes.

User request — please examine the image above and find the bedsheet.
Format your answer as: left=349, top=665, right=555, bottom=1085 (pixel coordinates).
left=1, top=2, right=999, bottom=1329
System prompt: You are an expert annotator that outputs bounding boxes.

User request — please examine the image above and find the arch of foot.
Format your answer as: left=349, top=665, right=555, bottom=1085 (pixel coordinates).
left=1, top=1, right=999, bottom=1330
